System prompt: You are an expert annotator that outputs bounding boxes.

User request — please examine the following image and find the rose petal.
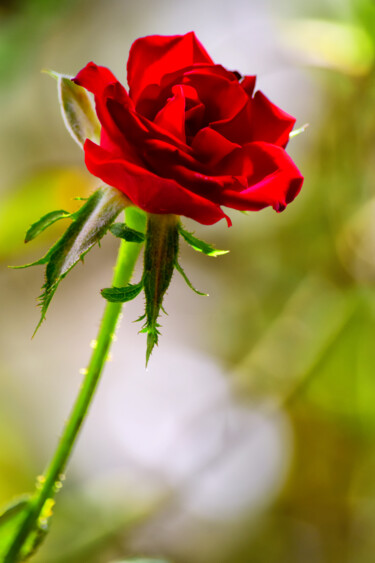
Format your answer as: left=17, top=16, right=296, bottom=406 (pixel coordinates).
left=83, top=140, right=229, bottom=225
left=181, top=69, right=248, bottom=125
left=105, top=96, right=193, bottom=157
left=241, top=75, right=256, bottom=96
left=219, top=142, right=303, bottom=211
left=136, top=63, right=240, bottom=119
left=192, top=127, right=240, bottom=166
left=73, top=65, right=134, bottom=153
left=127, top=32, right=213, bottom=104
left=153, top=85, right=186, bottom=143
left=212, top=90, right=296, bottom=148
left=73, top=62, right=119, bottom=96
left=142, top=137, right=204, bottom=174
left=74, top=35, right=303, bottom=226
left=140, top=137, right=248, bottom=207
left=248, top=91, right=296, bottom=148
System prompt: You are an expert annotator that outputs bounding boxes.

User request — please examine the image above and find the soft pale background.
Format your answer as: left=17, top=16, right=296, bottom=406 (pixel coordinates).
left=1, top=0, right=375, bottom=561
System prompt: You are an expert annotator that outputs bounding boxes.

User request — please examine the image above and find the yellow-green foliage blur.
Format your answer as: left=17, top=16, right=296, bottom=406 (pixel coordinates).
left=1, top=0, right=375, bottom=562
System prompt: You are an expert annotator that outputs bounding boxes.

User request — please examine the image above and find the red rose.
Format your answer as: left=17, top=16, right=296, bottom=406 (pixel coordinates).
left=73, top=32, right=303, bottom=226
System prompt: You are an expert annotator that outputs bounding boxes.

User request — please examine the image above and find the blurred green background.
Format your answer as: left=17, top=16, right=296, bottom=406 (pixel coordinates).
left=1, top=0, right=375, bottom=561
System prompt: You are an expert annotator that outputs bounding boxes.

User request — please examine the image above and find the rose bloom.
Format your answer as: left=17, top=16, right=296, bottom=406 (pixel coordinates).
left=73, top=32, right=303, bottom=226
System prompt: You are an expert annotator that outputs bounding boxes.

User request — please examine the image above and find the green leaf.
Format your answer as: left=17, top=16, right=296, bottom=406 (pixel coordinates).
left=11, top=250, right=53, bottom=269
left=34, top=186, right=127, bottom=332
left=0, top=495, right=55, bottom=561
left=0, top=495, right=30, bottom=559
left=46, top=70, right=101, bottom=148
left=0, top=496, right=30, bottom=528
left=25, top=209, right=71, bottom=243
left=175, top=261, right=208, bottom=296
left=0, top=167, right=92, bottom=261
left=101, top=280, right=144, bottom=303
left=179, top=226, right=228, bottom=257
left=110, top=222, right=145, bottom=243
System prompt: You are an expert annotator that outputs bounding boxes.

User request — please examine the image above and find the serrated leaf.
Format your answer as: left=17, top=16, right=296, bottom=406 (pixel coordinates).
left=179, top=226, right=228, bottom=257
left=101, top=280, right=144, bottom=303
left=0, top=167, right=93, bottom=261
left=35, top=186, right=127, bottom=332
left=110, top=222, right=145, bottom=243
left=46, top=70, right=101, bottom=148
left=10, top=250, right=53, bottom=269
left=175, top=261, right=208, bottom=296
left=25, top=209, right=71, bottom=243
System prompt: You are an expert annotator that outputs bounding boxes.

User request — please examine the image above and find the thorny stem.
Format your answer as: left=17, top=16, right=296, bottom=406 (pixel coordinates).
left=5, top=207, right=145, bottom=562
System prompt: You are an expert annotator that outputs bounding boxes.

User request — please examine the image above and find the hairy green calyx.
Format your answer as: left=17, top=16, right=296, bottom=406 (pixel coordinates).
left=142, top=214, right=179, bottom=364
left=101, top=215, right=229, bottom=364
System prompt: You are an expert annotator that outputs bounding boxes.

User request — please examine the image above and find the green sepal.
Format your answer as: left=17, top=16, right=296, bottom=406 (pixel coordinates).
left=144, top=325, right=161, bottom=365
left=134, top=313, right=146, bottom=323
left=175, top=261, right=208, bottom=296
left=110, top=222, right=145, bottom=243
left=101, top=280, right=144, bottom=303
left=24, top=186, right=127, bottom=333
left=11, top=250, right=53, bottom=269
left=179, top=225, right=229, bottom=257
left=143, top=214, right=179, bottom=365
left=139, top=324, right=161, bottom=335
left=25, top=209, right=71, bottom=243
left=45, top=70, right=101, bottom=148
left=289, top=123, right=309, bottom=139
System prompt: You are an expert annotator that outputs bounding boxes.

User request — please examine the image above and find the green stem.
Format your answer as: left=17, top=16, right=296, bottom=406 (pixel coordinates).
left=5, top=207, right=145, bottom=563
